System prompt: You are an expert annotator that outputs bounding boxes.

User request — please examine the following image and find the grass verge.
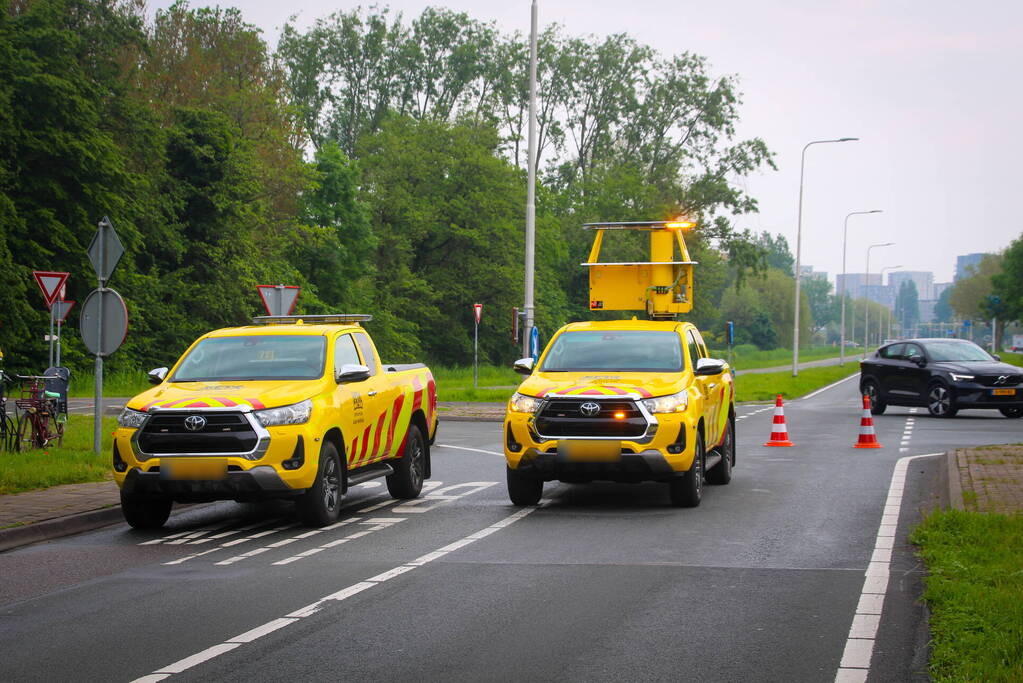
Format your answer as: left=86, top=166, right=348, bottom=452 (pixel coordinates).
left=910, top=509, right=1023, bottom=682
left=1000, top=351, right=1023, bottom=368
left=0, top=415, right=116, bottom=494
left=710, top=345, right=843, bottom=371
left=67, top=368, right=150, bottom=398
left=733, top=365, right=857, bottom=402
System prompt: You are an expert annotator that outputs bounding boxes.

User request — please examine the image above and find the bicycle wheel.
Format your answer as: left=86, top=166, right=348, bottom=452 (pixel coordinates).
left=16, top=414, right=35, bottom=451
left=0, top=413, right=13, bottom=451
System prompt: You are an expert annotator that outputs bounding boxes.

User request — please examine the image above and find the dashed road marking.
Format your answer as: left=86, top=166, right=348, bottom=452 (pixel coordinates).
left=436, top=444, right=503, bottom=456
left=133, top=504, right=544, bottom=682
left=834, top=452, right=942, bottom=683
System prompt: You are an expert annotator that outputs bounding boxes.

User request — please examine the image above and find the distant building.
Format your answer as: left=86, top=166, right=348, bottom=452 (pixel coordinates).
left=863, top=284, right=894, bottom=307
left=836, top=273, right=881, bottom=298
left=932, top=282, right=952, bottom=299
left=919, top=299, right=937, bottom=324
left=889, top=271, right=934, bottom=301
left=955, top=253, right=988, bottom=281
left=799, top=265, right=827, bottom=281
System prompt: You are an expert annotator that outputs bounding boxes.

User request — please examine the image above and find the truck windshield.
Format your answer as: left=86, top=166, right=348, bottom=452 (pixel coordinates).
left=540, top=331, right=684, bottom=372
left=172, top=335, right=326, bottom=381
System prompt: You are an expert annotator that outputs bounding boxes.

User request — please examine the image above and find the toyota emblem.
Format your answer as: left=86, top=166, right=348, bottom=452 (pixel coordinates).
left=184, top=415, right=207, bottom=432
left=579, top=401, right=601, bottom=417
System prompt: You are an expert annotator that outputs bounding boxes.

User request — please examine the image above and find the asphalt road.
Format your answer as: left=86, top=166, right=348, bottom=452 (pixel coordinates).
left=3, top=377, right=1022, bottom=683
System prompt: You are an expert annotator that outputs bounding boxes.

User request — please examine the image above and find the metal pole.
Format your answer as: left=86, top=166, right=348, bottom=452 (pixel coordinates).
left=992, top=316, right=997, bottom=352
left=49, top=305, right=54, bottom=368
left=840, top=210, right=882, bottom=365
left=792, top=137, right=858, bottom=377
left=56, top=316, right=61, bottom=367
left=474, top=317, right=479, bottom=389
left=522, top=0, right=538, bottom=358
left=93, top=222, right=106, bottom=456
left=877, top=264, right=900, bottom=346
left=863, top=242, right=893, bottom=354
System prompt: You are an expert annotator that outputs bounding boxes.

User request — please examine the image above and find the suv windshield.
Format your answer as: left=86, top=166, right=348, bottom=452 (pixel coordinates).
left=172, top=335, right=326, bottom=381
left=923, top=341, right=993, bottom=362
left=540, top=330, right=684, bottom=372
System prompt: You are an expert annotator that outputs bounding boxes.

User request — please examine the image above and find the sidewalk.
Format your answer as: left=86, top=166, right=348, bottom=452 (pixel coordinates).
left=2, top=405, right=1020, bottom=553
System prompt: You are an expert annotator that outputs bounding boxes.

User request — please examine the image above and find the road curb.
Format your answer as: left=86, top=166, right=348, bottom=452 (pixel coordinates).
left=946, top=449, right=965, bottom=510
left=0, top=506, right=124, bottom=554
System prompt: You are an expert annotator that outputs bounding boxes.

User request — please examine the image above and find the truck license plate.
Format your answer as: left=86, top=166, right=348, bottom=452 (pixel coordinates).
left=559, top=440, right=621, bottom=462
left=164, top=459, right=227, bottom=481
left=992, top=388, right=1016, bottom=396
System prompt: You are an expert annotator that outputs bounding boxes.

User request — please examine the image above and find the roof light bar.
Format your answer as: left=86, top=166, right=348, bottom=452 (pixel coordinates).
left=252, top=314, right=373, bottom=325
left=582, top=220, right=695, bottom=231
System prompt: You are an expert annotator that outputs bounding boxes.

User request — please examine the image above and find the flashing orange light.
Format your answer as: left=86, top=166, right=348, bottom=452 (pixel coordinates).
left=665, top=218, right=695, bottom=230
left=614, top=411, right=626, bottom=419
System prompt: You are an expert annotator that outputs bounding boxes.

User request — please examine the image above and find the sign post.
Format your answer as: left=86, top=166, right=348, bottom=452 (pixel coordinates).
left=726, top=321, right=734, bottom=368
left=53, top=297, right=75, bottom=367
left=82, top=216, right=127, bottom=455
left=473, top=303, right=483, bottom=389
left=33, top=271, right=69, bottom=367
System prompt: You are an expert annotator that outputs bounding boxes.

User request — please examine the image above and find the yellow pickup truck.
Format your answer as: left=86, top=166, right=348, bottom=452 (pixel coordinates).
left=113, top=315, right=437, bottom=529
left=504, top=220, right=735, bottom=507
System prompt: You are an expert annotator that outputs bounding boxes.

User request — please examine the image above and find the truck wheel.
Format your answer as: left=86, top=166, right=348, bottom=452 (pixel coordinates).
left=862, top=379, right=886, bottom=415
left=669, top=433, right=704, bottom=507
left=387, top=424, right=426, bottom=499
left=120, top=493, right=172, bottom=530
left=298, top=442, right=343, bottom=526
left=507, top=466, right=542, bottom=506
left=706, top=419, right=733, bottom=485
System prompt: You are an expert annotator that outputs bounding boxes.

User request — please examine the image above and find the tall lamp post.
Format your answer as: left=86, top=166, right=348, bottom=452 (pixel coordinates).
left=792, top=137, right=858, bottom=376
left=877, top=264, right=901, bottom=346
left=864, top=242, right=894, bottom=353
left=521, top=0, right=539, bottom=358
left=839, top=209, right=882, bottom=366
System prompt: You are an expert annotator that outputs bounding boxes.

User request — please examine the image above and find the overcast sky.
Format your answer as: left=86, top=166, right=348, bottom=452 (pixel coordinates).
left=153, top=0, right=1023, bottom=287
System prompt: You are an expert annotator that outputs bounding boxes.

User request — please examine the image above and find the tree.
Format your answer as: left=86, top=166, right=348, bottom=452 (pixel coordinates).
left=802, top=277, right=833, bottom=332
left=756, top=231, right=794, bottom=275
left=932, top=287, right=954, bottom=323
left=894, top=281, right=920, bottom=334
left=949, top=254, right=1004, bottom=321
left=991, top=232, right=1023, bottom=323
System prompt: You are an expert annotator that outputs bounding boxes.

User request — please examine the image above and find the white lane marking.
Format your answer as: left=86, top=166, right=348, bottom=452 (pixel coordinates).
left=800, top=372, right=858, bottom=401
left=163, top=523, right=299, bottom=565
left=269, top=519, right=406, bottom=566
left=142, top=521, right=236, bottom=546
left=834, top=453, right=942, bottom=682
left=436, top=444, right=503, bottom=456
left=134, top=505, right=544, bottom=682
left=214, top=520, right=358, bottom=566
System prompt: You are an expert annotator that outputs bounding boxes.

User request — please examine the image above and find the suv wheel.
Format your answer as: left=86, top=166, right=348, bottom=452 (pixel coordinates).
left=298, top=442, right=342, bottom=526
left=121, top=493, right=172, bottom=530
left=669, top=433, right=704, bottom=507
left=507, top=466, right=542, bottom=506
left=926, top=382, right=958, bottom=418
left=862, top=379, right=886, bottom=415
left=706, top=419, right=733, bottom=485
left=387, top=424, right=426, bottom=499
left=999, top=406, right=1023, bottom=419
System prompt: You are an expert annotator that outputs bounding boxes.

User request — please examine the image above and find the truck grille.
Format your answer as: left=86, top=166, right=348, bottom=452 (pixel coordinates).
left=138, top=412, right=258, bottom=454
left=535, top=399, right=648, bottom=438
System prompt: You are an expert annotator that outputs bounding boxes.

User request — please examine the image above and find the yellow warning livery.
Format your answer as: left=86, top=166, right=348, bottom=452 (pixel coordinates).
left=112, top=315, right=438, bottom=529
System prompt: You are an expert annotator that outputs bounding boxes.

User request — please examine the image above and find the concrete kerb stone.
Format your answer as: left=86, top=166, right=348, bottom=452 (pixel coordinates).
left=946, top=450, right=965, bottom=511
left=0, top=506, right=124, bottom=554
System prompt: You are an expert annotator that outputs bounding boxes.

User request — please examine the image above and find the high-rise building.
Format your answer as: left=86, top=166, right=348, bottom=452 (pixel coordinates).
left=932, top=282, right=952, bottom=299
left=889, top=271, right=934, bottom=301
left=799, top=265, right=828, bottom=281
left=955, top=253, right=988, bottom=281
left=836, top=273, right=881, bottom=298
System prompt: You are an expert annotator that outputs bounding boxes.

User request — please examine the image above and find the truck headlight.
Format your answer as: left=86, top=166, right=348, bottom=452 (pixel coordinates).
left=509, top=392, right=542, bottom=413
left=643, top=390, right=689, bottom=413
left=255, top=399, right=312, bottom=427
left=949, top=373, right=975, bottom=383
left=117, top=408, right=148, bottom=429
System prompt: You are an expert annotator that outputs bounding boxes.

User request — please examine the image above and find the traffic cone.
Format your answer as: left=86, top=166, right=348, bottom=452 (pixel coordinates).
left=854, top=395, right=882, bottom=449
left=764, top=394, right=794, bottom=447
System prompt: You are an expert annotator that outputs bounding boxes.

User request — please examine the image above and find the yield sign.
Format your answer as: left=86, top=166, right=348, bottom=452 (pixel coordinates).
left=52, top=300, right=76, bottom=323
left=257, top=285, right=300, bottom=316
left=473, top=303, right=483, bottom=324
left=33, top=271, right=69, bottom=307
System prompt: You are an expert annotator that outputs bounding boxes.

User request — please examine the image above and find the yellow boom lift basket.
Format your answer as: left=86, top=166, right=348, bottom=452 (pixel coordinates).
left=583, top=220, right=698, bottom=319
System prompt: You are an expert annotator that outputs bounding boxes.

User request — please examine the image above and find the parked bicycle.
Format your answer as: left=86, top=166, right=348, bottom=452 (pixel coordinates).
left=14, top=374, right=66, bottom=450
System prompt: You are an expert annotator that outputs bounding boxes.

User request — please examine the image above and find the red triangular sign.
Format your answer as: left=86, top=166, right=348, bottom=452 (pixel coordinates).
left=473, top=303, right=483, bottom=324
left=33, top=271, right=69, bottom=306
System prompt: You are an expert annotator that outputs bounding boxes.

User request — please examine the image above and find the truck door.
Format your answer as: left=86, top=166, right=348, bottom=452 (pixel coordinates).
left=334, top=332, right=383, bottom=469
left=686, top=329, right=717, bottom=447
left=353, top=331, right=398, bottom=463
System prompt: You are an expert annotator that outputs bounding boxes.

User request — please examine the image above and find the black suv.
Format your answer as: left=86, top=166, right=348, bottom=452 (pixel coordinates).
left=859, top=338, right=1023, bottom=418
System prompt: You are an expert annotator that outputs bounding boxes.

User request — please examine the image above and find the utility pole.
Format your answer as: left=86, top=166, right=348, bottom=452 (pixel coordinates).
left=522, top=0, right=538, bottom=359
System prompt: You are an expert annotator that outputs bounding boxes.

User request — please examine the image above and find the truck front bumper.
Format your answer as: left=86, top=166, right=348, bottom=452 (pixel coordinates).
left=120, top=466, right=301, bottom=503
left=512, top=447, right=684, bottom=483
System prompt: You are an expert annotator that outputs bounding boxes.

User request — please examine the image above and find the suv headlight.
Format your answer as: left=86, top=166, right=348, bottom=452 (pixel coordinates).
left=509, top=392, right=542, bottom=413
left=254, top=399, right=313, bottom=427
left=949, top=373, right=975, bottom=383
left=117, top=408, right=148, bottom=429
left=643, top=390, right=689, bottom=413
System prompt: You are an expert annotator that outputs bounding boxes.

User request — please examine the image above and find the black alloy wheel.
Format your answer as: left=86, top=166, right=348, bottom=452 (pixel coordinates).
left=387, top=424, right=426, bottom=499
left=863, top=379, right=886, bottom=415
left=706, top=419, right=733, bottom=485
left=999, top=406, right=1023, bottom=419
left=669, top=432, right=704, bottom=507
left=298, top=442, right=343, bottom=526
left=926, top=383, right=958, bottom=418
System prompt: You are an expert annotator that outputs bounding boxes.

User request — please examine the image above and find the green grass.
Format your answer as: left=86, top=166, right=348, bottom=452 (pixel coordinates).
left=0, top=415, right=116, bottom=494
left=910, top=509, right=1023, bottom=682
left=1000, top=351, right=1023, bottom=368
left=709, top=345, right=843, bottom=370
left=67, top=368, right=150, bottom=398
left=733, top=365, right=857, bottom=402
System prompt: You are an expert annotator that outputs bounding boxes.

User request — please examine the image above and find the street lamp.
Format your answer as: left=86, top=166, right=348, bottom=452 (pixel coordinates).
left=864, top=242, right=894, bottom=353
left=839, top=210, right=882, bottom=366
left=792, top=137, right=859, bottom=376
left=877, top=264, right=902, bottom=346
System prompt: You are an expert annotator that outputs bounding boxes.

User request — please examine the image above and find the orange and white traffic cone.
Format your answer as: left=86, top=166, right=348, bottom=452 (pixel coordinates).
left=764, top=394, right=794, bottom=447
left=854, top=395, right=882, bottom=449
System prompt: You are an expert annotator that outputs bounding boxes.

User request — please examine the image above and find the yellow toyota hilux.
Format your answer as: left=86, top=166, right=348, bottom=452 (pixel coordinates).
left=504, top=220, right=735, bottom=507
left=113, top=314, right=437, bottom=529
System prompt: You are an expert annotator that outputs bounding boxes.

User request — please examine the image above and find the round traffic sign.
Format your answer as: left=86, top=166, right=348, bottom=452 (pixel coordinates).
left=80, top=288, right=128, bottom=356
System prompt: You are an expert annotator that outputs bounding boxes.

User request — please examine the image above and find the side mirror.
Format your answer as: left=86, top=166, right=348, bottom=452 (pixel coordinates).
left=148, top=367, right=168, bottom=385
left=913, top=356, right=927, bottom=368
left=513, top=357, right=535, bottom=376
left=992, top=354, right=1001, bottom=361
left=695, top=357, right=726, bottom=376
left=336, top=363, right=371, bottom=384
